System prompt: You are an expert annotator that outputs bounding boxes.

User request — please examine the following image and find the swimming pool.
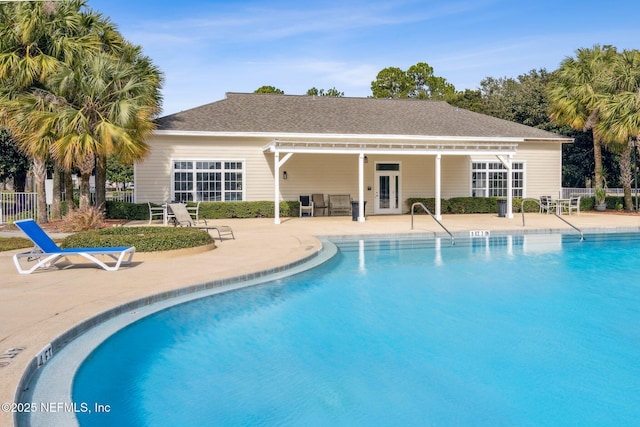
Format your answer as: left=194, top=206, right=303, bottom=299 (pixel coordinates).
left=28, top=233, right=640, bottom=426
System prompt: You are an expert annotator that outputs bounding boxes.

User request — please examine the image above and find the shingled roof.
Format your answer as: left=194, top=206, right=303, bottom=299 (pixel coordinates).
left=157, top=93, right=567, bottom=141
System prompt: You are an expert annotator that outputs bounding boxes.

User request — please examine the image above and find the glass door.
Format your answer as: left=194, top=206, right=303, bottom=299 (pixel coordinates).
left=374, top=163, right=401, bottom=214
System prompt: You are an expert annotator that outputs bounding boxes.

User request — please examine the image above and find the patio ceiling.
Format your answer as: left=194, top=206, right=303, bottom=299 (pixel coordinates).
left=264, top=137, right=519, bottom=156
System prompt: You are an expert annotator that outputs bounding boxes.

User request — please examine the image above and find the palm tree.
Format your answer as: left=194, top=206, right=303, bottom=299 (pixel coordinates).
left=546, top=45, right=619, bottom=196
left=48, top=45, right=162, bottom=209
left=0, top=1, right=59, bottom=222
left=0, top=1, right=162, bottom=214
left=0, top=95, right=53, bottom=223
left=0, top=0, right=109, bottom=222
left=598, top=49, right=640, bottom=210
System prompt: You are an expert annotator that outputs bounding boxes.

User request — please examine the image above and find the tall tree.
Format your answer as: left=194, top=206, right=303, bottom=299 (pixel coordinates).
left=371, top=62, right=455, bottom=100
left=546, top=45, right=619, bottom=196
left=306, top=87, right=344, bottom=97
left=46, top=45, right=162, bottom=210
left=0, top=0, right=162, bottom=214
left=446, top=89, right=483, bottom=112
left=598, top=49, right=640, bottom=210
left=0, top=0, right=114, bottom=220
left=406, top=62, right=455, bottom=100
left=107, top=155, right=133, bottom=190
left=254, top=85, right=284, bottom=94
left=371, top=66, right=412, bottom=98
left=479, top=70, right=555, bottom=129
left=0, top=1, right=66, bottom=222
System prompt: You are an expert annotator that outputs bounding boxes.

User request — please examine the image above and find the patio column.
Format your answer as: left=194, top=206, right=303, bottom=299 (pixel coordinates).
left=497, top=154, right=514, bottom=219
left=273, top=150, right=293, bottom=224
left=506, top=155, right=513, bottom=218
left=358, top=153, right=365, bottom=222
left=274, top=150, right=281, bottom=224
left=435, top=154, right=442, bottom=220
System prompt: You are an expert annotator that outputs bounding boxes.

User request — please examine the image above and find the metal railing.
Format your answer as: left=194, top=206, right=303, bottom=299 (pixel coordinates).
left=0, top=190, right=134, bottom=224
left=560, top=187, right=640, bottom=198
left=0, top=192, right=38, bottom=224
left=520, top=198, right=584, bottom=241
left=410, top=202, right=455, bottom=245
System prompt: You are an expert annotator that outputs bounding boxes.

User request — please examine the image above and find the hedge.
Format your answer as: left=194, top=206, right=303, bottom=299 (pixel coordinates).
left=62, top=226, right=214, bottom=252
left=195, top=201, right=298, bottom=219
left=106, top=196, right=613, bottom=221
left=105, top=200, right=299, bottom=220
left=406, top=196, right=593, bottom=214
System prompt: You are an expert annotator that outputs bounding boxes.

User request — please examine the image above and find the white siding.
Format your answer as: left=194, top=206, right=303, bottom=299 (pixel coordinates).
left=136, top=134, right=564, bottom=213
left=514, top=142, right=563, bottom=198
left=136, top=135, right=275, bottom=202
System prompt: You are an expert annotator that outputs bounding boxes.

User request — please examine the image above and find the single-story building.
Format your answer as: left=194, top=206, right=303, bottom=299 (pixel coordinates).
left=135, top=93, right=572, bottom=223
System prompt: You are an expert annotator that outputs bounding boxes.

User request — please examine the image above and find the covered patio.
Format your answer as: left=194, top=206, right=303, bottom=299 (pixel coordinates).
left=266, top=135, right=519, bottom=224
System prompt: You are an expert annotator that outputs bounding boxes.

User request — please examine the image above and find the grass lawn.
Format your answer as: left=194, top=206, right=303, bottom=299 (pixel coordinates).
left=0, top=237, right=33, bottom=252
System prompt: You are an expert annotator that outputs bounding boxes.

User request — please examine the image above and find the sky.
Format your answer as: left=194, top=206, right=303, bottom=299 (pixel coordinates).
left=88, top=0, right=640, bottom=116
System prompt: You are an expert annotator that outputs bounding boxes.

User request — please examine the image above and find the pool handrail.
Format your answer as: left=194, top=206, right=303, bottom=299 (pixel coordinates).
left=521, top=198, right=584, bottom=241
left=410, top=202, right=455, bottom=245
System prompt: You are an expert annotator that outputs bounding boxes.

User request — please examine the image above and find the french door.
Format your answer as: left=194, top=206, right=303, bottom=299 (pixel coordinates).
left=374, top=163, right=401, bottom=214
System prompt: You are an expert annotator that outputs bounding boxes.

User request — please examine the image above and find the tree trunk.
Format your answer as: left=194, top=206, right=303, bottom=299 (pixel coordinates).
left=78, top=172, right=91, bottom=209
left=620, top=140, right=633, bottom=211
left=77, top=155, right=95, bottom=210
left=64, top=170, right=75, bottom=211
left=33, top=157, right=48, bottom=224
left=95, top=154, right=107, bottom=213
left=51, top=167, right=62, bottom=219
left=593, top=130, right=604, bottom=189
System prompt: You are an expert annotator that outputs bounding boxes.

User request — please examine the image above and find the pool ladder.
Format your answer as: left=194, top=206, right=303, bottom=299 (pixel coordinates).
left=410, top=202, right=455, bottom=245
left=521, top=198, right=584, bottom=241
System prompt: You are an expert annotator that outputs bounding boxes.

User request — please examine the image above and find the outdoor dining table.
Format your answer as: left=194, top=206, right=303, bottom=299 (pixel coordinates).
left=554, top=199, right=570, bottom=214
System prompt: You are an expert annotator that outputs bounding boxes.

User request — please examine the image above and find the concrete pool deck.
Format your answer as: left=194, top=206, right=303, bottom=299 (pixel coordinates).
left=1, top=212, right=639, bottom=426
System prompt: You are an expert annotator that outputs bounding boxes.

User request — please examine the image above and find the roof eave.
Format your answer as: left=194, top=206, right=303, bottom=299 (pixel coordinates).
left=524, top=137, right=574, bottom=143
left=153, top=129, right=551, bottom=144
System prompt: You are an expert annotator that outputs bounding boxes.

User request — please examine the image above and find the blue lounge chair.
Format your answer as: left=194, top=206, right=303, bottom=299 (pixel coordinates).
left=12, top=219, right=135, bottom=274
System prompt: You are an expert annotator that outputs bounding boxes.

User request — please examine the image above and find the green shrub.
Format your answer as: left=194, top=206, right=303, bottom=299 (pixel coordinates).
left=105, top=201, right=299, bottom=220
left=407, top=197, right=595, bottom=214
left=583, top=197, right=595, bottom=211
left=407, top=197, right=505, bottom=214
left=603, top=195, right=640, bottom=210
left=106, top=196, right=612, bottom=220
left=105, top=201, right=150, bottom=220
left=196, top=201, right=297, bottom=218
left=61, top=226, right=214, bottom=252
left=196, top=201, right=299, bottom=219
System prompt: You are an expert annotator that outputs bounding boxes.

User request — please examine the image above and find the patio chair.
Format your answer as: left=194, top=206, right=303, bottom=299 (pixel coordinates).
left=299, top=195, right=314, bottom=217
left=567, top=196, right=581, bottom=215
left=329, top=194, right=352, bottom=216
left=187, top=201, right=201, bottom=222
left=168, top=203, right=235, bottom=241
left=312, top=194, right=327, bottom=216
left=539, top=196, right=556, bottom=214
left=148, top=202, right=165, bottom=224
left=12, top=219, right=135, bottom=274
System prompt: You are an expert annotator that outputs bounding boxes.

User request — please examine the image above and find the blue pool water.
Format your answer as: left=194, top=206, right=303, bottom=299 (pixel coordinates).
left=73, top=233, right=640, bottom=426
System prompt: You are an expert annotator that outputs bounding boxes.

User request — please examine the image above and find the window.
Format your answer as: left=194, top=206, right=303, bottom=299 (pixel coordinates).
left=471, top=162, right=524, bottom=198
left=172, top=160, right=244, bottom=202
